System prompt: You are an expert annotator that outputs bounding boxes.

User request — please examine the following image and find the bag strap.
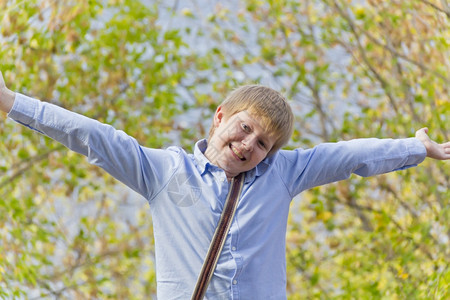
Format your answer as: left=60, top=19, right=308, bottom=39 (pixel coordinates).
left=191, top=172, right=245, bottom=300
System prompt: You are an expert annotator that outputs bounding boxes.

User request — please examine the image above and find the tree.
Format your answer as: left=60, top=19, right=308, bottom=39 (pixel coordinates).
left=0, top=0, right=448, bottom=298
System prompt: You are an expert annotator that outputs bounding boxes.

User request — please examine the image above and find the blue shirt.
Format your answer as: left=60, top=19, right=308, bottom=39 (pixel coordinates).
left=8, top=93, right=427, bottom=299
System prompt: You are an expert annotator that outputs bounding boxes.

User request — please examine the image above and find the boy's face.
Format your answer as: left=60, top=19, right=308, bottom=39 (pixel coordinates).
left=204, top=106, right=276, bottom=179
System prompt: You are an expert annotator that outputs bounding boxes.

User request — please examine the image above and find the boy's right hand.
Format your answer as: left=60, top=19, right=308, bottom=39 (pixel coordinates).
left=0, top=71, right=16, bottom=113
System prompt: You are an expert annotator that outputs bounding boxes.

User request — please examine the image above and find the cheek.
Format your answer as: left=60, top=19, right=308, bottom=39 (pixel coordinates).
left=214, top=127, right=231, bottom=144
left=252, top=149, right=268, bottom=163
left=222, top=127, right=243, bottom=143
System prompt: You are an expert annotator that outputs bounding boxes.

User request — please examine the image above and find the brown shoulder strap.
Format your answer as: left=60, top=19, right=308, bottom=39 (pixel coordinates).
left=191, top=172, right=245, bottom=300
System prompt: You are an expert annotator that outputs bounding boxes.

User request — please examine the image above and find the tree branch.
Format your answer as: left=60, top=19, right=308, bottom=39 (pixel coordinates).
left=419, top=0, right=450, bottom=18
left=331, top=0, right=401, bottom=115
left=332, top=0, right=449, bottom=83
left=0, top=145, right=65, bottom=190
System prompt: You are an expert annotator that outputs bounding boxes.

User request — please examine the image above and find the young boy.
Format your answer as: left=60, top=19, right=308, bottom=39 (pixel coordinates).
left=0, top=71, right=449, bottom=299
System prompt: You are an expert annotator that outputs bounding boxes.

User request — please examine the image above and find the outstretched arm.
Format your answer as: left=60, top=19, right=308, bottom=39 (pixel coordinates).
left=1, top=70, right=176, bottom=200
left=0, top=71, right=15, bottom=113
left=279, top=128, right=447, bottom=196
left=415, top=128, right=450, bottom=161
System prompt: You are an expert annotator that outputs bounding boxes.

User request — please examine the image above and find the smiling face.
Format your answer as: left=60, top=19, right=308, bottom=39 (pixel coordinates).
left=204, top=106, right=277, bottom=179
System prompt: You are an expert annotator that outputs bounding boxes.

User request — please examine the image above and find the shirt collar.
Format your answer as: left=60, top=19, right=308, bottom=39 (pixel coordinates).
left=193, top=139, right=272, bottom=183
left=193, top=139, right=210, bottom=175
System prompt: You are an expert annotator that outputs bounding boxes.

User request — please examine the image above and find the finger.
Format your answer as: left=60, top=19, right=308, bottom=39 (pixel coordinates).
left=415, top=129, right=430, bottom=144
left=0, top=71, right=6, bottom=89
left=443, top=142, right=450, bottom=154
left=415, top=127, right=428, bottom=137
left=436, top=142, right=450, bottom=160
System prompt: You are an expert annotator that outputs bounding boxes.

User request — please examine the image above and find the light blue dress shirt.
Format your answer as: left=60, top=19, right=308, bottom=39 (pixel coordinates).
left=8, top=93, right=427, bottom=299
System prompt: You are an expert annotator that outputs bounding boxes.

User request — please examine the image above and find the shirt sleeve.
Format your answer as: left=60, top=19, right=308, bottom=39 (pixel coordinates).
left=276, top=137, right=427, bottom=197
left=7, top=93, right=180, bottom=200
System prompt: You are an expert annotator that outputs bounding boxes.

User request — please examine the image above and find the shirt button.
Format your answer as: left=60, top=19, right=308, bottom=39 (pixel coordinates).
left=232, top=246, right=237, bottom=251
left=233, top=280, right=237, bottom=285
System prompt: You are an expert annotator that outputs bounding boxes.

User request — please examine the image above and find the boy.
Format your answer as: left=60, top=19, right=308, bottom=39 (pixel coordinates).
left=0, top=71, right=449, bottom=299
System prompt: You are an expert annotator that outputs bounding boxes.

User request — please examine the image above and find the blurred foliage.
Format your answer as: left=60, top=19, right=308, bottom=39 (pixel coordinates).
left=0, top=0, right=448, bottom=298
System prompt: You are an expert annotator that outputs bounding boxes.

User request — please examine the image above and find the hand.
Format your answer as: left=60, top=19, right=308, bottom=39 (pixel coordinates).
left=415, top=128, right=450, bottom=160
left=0, top=71, right=16, bottom=113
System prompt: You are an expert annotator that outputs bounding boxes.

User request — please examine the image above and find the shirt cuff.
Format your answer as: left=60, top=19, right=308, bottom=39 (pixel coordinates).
left=399, top=137, right=427, bottom=170
left=7, top=93, right=39, bottom=125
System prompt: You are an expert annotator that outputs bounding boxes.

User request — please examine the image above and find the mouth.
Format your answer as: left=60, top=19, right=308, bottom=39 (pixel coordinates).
left=230, top=144, right=246, bottom=161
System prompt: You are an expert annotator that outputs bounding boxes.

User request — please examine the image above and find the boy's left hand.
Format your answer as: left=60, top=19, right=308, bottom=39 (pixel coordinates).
left=415, top=128, right=450, bottom=160
left=0, top=71, right=16, bottom=113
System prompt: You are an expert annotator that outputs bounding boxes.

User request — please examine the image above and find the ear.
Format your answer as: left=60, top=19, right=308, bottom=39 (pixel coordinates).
left=213, top=105, right=224, bottom=127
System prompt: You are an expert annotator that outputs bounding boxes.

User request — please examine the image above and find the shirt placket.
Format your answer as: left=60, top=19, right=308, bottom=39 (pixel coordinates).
left=230, top=228, right=242, bottom=299
left=229, top=183, right=246, bottom=300
left=211, top=169, right=245, bottom=299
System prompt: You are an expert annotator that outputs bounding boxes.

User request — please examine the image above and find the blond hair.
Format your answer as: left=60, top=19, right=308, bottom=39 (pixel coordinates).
left=208, top=85, right=294, bottom=156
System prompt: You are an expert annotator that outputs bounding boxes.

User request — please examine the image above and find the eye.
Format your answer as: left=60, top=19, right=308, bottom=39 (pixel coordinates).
left=241, top=123, right=251, bottom=132
left=258, top=140, right=266, bottom=149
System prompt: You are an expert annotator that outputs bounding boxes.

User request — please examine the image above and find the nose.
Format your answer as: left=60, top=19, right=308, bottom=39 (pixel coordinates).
left=242, top=136, right=255, bottom=152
